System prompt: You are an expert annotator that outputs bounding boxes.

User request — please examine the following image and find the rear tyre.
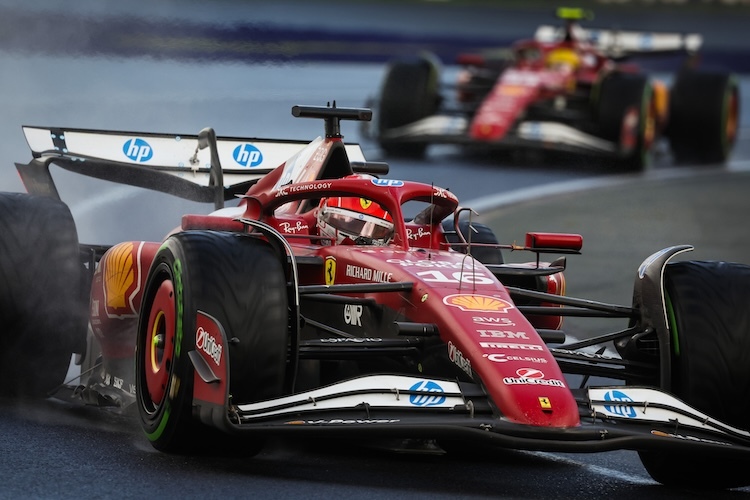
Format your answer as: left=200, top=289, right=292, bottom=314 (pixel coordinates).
left=596, top=72, right=656, bottom=171
left=377, top=54, right=441, bottom=158
left=136, top=231, right=288, bottom=453
left=442, top=219, right=503, bottom=264
left=0, top=193, right=86, bottom=398
left=667, top=70, right=739, bottom=164
left=638, top=261, right=750, bottom=489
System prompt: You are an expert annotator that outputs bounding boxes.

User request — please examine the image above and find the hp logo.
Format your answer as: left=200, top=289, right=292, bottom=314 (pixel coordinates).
left=123, top=138, right=153, bottom=163
left=233, top=144, right=263, bottom=167
left=408, top=380, right=446, bottom=407
left=371, top=178, right=404, bottom=187
left=603, top=390, right=637, bottom=418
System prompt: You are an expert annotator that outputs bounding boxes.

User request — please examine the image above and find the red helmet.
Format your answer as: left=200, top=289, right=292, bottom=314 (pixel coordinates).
left=317, top=196, right=394, bottom=245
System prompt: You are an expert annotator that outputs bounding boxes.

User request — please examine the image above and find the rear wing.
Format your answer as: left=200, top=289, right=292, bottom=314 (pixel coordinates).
left=534, top=25, right=702, bottom=58
left=16, top=126, right=366, bottom=209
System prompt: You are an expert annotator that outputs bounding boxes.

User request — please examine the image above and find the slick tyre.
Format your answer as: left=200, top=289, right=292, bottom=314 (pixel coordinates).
left=442, top=219, right=503, bottom=264
left=638, top=261, right=750, bottom=489
left=377, top=54, right=440, bottom=158
left=0, top=192, right=86, bottom=398
left=667, top=70, right=739, bottom=164
left=596, top=72, right=656, bottom=171
left=136, top=231, right=288, bottom=453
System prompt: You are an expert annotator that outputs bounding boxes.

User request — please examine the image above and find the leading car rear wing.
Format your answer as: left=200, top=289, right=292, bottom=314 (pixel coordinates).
left=15, top=126, right=366, bottom=210
left=534, top=25, right=702, bottom=58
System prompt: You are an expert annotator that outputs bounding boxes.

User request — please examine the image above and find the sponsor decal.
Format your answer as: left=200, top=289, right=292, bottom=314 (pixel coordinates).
left=345, top=264, right=392, bottom=283
left=196, top=324, right=223, bottom=366
left=123, top=138, right=153, bottom=162
left=477, top=330, right=528, bottom=339
left=104, top=242, right=135, bottom=309
left=371, top=178, right=404, bottom=187
left=539, top=397, right=552, bottom=410
left=278, top=220, right=309, bottom=234
left=447, top=341, right=472, bottom=378
left=343, top=304, right=363, bottom=327
left=319, top=337, right=382, bottom=343
left=432, top=186, right=450, bottom=199
left=232, top=143, right=263, bottom=167
left=325, top=256, right=336, bottom=285
left=409, top=380, right=446, bottom=407
left=473, top=316, right=515, bottom=327
left=503, top=368, right=565, bottom=387
left=480, top=342, right=543, bottom=350
left=444, top=294, right=514, bottom=312
left=406, top=227, right=432, bottom=241
left=484, top=353, right=548, bottom=363
left=102, top=241, right=146, bottom=318
left=276, top=181, right=333, bottom=197
left=650, top=430, right=731, bottom=447
left=387, top=258, right=471, bottom=269
left=286, top=419, right=400, bottom=425
left=359, top=198, right=372, bottom=210
left=602, top=389, right=637, bottom=418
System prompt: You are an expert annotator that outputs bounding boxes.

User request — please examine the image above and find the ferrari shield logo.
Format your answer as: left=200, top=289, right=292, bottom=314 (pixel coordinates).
left=325, top=256, right=336, bottom=285
left=359, top=198, right=372, bottom=210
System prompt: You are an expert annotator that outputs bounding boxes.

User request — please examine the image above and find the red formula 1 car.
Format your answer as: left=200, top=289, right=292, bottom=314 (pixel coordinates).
left=2, top=104, right=750, bottom=489
left=368, top=8, right=740, bottom=170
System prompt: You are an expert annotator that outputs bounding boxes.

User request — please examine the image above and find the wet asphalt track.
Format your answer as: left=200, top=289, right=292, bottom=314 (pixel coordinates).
left=2, top=1, right=750, bottom=497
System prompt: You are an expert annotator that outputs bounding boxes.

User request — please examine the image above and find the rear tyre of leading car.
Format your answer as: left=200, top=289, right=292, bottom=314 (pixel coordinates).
left=638, top=260, right=750, bottom=489
left=377, top=54, right=441, bottom=158
left=0, top=192, right=87, bottom=398
left=136, top=231, right=288, bottom=453
left=667, top=70, right=739, bottom=165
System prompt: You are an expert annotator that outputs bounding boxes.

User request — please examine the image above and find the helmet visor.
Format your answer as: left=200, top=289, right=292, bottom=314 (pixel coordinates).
left=320, top=206, right=393, bottom=242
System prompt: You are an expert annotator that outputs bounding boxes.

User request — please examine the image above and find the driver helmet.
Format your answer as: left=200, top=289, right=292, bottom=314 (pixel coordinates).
left=545, top=47, right=580, bottom=70
left=317, top=196, right=394, bottom=245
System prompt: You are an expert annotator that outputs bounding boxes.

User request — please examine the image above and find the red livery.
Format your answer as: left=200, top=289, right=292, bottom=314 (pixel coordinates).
left=2, top=103, right=750, bottom=490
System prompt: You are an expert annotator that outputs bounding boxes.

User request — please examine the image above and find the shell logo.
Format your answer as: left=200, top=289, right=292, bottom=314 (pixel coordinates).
left=443, top=294, right=514, bottom=313
left=104, top=242, right=135, bottom=310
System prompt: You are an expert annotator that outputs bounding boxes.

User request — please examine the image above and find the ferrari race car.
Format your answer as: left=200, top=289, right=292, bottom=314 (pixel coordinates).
left=368, top=7, right=740, bottom=170
left=3, top=104, right=750, bottom=489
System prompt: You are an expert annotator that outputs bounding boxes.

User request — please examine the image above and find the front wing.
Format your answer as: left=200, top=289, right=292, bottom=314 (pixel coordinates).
left=209, top=374, right=750, bottom=457
left=379, top=115, right=620, bottom=157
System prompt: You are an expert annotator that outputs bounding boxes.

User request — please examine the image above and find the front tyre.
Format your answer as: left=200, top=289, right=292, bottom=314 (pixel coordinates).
left=638, top=261, right=750, bottom=489
left=136, top=231, right=288, bottom=453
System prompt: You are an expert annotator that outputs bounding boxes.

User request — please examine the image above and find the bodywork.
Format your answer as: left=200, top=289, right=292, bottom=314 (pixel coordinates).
left=14, top=105, right=750, bottom=459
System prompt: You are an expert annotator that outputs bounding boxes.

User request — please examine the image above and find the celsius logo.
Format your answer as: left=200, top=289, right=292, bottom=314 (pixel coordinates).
left=408, top=380, right=446, bottom=407
left=233, top=144, right=263, bottom=167
left=603, top=389, right=637, bottom=418
left=123, top=138, right=153, bottom=162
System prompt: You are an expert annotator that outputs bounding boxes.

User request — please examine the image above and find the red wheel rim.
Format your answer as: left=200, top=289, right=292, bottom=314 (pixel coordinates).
left=144, top=279, right=176, bottom=408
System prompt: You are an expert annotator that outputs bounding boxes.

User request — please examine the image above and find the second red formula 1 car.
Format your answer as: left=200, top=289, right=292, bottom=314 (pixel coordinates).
left=2, top=103, right=750, bottom=490
left=368, top=8, right=740, bottom=170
